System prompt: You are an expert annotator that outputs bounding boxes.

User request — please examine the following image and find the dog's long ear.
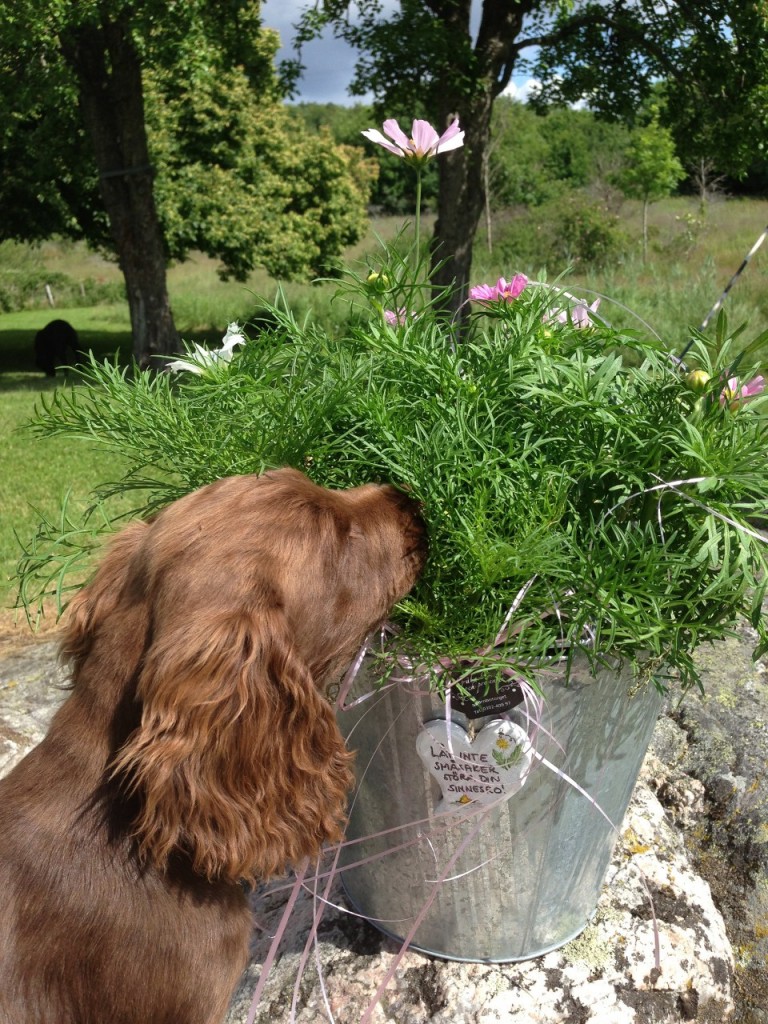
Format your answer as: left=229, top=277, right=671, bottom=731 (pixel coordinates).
left=112, top=601, right=354, bottom=883
left=60, top=521, right=149, bottom=672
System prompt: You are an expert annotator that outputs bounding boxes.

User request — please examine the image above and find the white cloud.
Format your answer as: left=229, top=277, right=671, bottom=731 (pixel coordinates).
left=500, top=78, right=543, bottom=104
left=503, top=73, right=592, bottom=111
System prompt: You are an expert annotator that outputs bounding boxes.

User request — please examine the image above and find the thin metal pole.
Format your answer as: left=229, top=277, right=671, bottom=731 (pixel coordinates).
left=678, top=223, right=768, bottom=361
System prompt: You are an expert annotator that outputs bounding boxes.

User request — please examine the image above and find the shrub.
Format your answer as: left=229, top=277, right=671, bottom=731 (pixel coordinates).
left=496, top=193, right=629, bottom=273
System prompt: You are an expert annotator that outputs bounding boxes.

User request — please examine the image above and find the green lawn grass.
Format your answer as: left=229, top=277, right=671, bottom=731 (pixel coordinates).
left=0, top=381, right=136, bottom=618
left=2, top=199, right=767, bottom=618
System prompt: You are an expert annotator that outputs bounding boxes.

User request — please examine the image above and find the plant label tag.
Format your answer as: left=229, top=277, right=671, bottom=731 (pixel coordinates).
left=448, top=677, right=524, bottom=720
left=416, top=719, right=533, bottom=814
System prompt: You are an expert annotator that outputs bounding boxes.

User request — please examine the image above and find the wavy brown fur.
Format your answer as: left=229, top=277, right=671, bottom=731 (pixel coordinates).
left=0, top=468, right=425, bottom=1024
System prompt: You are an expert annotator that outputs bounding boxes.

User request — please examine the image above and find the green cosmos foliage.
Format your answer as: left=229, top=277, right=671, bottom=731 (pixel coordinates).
left=18, top=254, right=768, bottom=695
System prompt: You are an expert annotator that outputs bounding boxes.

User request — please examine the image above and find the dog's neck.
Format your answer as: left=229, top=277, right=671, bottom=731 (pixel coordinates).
left=14, top=636, right=145, bottom=834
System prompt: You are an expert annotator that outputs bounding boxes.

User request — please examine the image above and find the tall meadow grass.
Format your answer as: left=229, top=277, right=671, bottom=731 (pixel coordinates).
left=472, top=197, right=768, bottom=354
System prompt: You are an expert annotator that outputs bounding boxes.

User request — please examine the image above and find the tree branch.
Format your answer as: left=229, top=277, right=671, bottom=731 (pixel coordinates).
left=421, top=0, right=470, bottom=24
left=517, top=6, right=683, bottom=81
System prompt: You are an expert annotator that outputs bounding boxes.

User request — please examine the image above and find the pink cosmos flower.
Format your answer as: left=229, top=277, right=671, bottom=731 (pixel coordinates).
left=384, top=308, right=416, bottom=326
left=719, top=374, right=765, bottom=409
left=469, top=275, right=528, bottom=303
left=362, top=118, right=464, bottom=161
left=545, top=297, right=601, bottom=329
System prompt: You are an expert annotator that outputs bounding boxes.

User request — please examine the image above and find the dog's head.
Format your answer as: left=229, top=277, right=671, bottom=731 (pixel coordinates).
left=62, top=468, right=426, bottom=883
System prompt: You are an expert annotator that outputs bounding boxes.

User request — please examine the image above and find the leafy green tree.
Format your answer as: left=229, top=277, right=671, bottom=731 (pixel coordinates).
left=298, top=0, right=560, bottom=314
left=297, top=0, right=768, bottom=320
left=289, top=101, right=374, bottom=147
left=617, top=109, right=685, bottom=262
left=0, top=1, right=369, bottom=363
left=487, top=100, right=554, bottom=212
left=485, top=102, right=631, bottom=213
left=541, top=109, right=630, bottom=198
left=146, top=68, right=370, bottom=281
left=536, top=2, right=768, bottom=184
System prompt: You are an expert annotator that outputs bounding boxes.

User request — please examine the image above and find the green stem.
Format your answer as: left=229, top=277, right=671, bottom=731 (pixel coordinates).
left=414, top=167, right=422, bottom=271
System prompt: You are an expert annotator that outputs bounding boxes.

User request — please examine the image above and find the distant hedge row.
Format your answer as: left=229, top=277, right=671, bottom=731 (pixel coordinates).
left=0, top=247, right=125, bottom=313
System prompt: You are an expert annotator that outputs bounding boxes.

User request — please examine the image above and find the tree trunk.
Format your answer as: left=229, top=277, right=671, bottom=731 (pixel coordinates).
left=427, top=0, right=528, bottom=328
left=430, top=93, right=494, bottom=322
left=60, top=15, right=178, bottom=366
left=483, top=147, right=493, bottom=255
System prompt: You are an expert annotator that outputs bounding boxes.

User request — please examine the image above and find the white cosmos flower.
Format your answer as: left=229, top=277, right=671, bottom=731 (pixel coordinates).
left=166, top=324, right=246, bottom=374
left=221, top=321, right=247, bottom=353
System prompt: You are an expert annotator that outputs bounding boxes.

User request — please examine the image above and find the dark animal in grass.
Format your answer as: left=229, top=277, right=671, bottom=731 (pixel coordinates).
left=33, top=319, right=81, bottom=377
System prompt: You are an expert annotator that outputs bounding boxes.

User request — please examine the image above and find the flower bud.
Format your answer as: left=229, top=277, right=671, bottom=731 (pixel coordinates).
left=366, top=271, right=390, bottom=294
left=685, top=369, right=710, bottom=393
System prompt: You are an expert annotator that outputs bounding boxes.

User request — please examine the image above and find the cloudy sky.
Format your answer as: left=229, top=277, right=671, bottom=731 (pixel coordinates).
left=261, top=0, right=540, bottom=106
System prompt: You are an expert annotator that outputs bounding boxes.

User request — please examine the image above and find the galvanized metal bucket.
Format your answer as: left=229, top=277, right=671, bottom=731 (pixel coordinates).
left=338, top=654, right=662, bottom=963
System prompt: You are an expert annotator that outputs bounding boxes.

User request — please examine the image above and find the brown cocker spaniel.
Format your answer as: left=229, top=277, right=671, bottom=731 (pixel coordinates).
left=0, top=468, right=426, bottom=1024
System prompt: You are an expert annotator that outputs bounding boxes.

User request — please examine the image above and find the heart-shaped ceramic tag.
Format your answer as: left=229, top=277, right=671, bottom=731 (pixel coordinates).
left=416, top=718, right=533, bottom=814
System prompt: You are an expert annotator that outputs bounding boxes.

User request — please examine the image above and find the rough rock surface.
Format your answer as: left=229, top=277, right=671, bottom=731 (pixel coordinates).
left=1, top=627, right=764, bottom=1023
left=225, top=777, right=733, bottom=1024
left=650, top=624, right=768, bottom=1024
left=0, top=639, right=67, bottom=774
